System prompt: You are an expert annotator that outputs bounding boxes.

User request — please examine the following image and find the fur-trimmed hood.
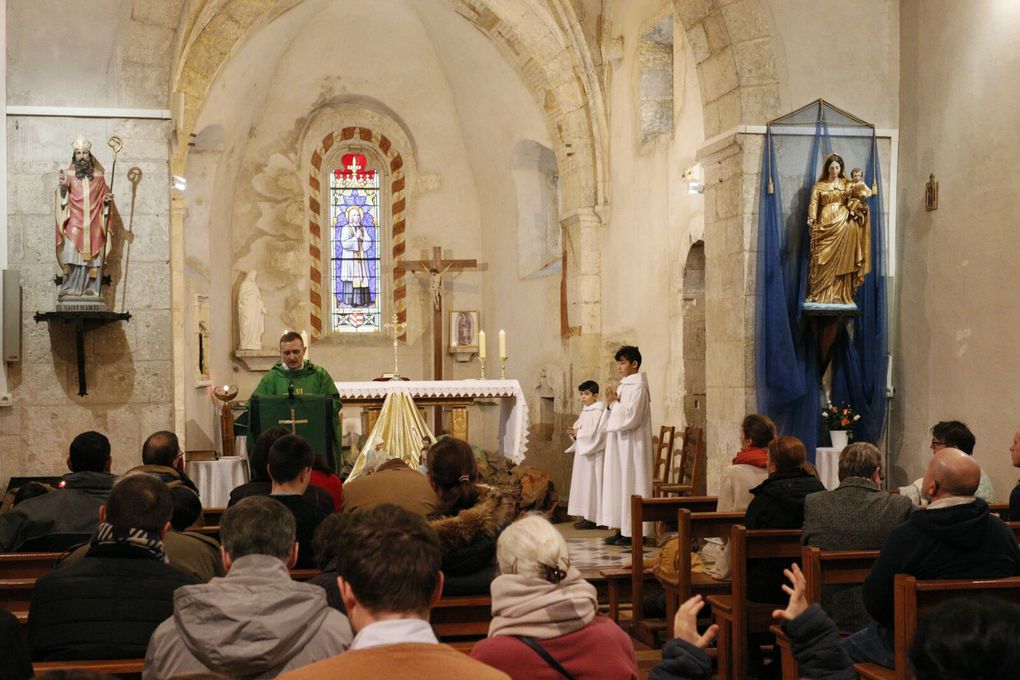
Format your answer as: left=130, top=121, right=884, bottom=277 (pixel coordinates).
left=430, top=485, right=517, bottom=552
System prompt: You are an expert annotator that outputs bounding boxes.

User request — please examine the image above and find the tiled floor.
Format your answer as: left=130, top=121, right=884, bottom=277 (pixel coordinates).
left=556, top=522, right=661, bottom=571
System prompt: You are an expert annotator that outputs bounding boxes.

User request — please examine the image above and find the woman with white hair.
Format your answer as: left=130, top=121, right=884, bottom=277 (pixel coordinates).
left=470, top=514, right=638, bottom=679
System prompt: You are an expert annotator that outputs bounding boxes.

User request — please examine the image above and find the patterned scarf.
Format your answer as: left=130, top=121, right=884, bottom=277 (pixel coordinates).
left=488, top=567, right=598, bottom=639
left=90, top=522, right=168, bottom=563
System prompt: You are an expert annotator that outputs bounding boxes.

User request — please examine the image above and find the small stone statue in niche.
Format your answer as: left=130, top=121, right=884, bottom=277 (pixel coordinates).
left=805, top=153, right=871, bottom=306
left=55, top=137, right=114, bottom=299
left=237, top=270, right=266, bottom=350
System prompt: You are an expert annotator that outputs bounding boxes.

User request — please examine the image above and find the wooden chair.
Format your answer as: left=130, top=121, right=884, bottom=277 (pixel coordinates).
left=656, top=426, right=705, bottom=497
left=772, top=547, right=880, bottom=680
left=855, top=575, right=1020, bottom=680
left=706, top=525, right=803, bottom=680
left=599, top=495, right=717, bottom=640
left=656, top=509, right=744, bottom=638
left=651, top=426, right=677, bottom=497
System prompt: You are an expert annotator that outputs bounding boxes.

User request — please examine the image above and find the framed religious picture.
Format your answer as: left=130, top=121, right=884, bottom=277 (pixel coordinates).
left=449, top=310, right=479, bottom=349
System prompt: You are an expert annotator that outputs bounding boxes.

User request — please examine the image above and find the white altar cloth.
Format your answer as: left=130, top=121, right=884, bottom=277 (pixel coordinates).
left=334, top=379, right=530, bottom=463
left=814, top=446, right=840, bottom=490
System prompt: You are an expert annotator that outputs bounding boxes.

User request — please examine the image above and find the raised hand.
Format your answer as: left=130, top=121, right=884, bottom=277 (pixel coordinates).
left=674, top=594, right=719, bottom=649
left=771, top=562, right=808, bottom=622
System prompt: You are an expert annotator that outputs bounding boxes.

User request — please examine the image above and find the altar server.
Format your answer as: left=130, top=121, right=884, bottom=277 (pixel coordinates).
left=566, top=380, right=609, bottom=530
left=599, top=346, right=653, bottom=546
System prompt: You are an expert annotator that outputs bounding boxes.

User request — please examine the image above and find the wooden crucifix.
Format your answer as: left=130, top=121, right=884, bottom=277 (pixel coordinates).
left=403, top=246, right=479, bottom=382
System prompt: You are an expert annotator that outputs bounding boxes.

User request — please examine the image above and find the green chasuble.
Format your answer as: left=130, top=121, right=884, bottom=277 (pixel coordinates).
left=248, top=361, right=342, bottom=469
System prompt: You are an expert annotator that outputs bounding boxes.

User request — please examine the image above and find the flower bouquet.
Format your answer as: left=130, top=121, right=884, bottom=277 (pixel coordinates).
left=821, top=402, right=861, bottom=448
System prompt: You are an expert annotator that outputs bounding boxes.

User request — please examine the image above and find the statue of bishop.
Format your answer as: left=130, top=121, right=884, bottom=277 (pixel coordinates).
left=55, top=137, right=113, bottom=298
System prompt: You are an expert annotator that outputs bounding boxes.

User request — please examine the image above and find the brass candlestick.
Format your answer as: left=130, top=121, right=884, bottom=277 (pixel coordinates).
left=500, top=357, right=507, bottom=379
left=479, top=356, right=486, bottom=380
left=213, top=384, right=239, bottom=457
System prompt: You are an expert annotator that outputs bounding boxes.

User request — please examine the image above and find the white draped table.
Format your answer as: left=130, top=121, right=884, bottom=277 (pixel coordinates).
left=334, top=379, right=530, bottom=463
left=186, top=458, right=249, bottom=507
left=815, top=446, right=840, bottom=490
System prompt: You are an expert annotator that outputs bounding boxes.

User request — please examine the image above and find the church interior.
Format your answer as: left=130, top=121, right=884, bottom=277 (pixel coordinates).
left=1, top=0, right=1020, bottom=677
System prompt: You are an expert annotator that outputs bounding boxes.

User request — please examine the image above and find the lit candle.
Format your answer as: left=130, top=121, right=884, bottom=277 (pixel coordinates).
left=478, top=330, right=487, bottom=360
left=498, top=330, right=506, bottom=359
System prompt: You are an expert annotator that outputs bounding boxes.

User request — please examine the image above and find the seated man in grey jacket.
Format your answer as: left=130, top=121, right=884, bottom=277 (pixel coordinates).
left=144, top=496, right=352, bottom=679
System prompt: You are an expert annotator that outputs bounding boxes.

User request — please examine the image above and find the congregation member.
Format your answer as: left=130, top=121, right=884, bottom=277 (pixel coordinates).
left=12, top=482, right=50, bottom=507
left=144, top=496, right=352, bottom=678
left=845, top=448, right=1020, bottom=667
left=801, top=442, right=913, bottom=631
left=309, top=513, right=347, bottom=613
left=28, top=475, right=200, bottom=660
left=57, top=474, right=225, bottom=582
left=599, top=346, right=653, bottom=546
left=0, top=431, right=115, bottom=552
left=564, top=379, right=608, bottom=530
left=897, top=420, right=994, bottom=504
left=135, top=430, right=200, bottom=495
left=426, top=437, right=516, bottom=595
left=1009, top=426, right=1020, bottom=519
left=702, top=413, right=775, bottom=579
left=281, top=504, right=509, bottom=679
left=0, top=608, right=32, bottom=680
left=340, top=451, right=438, bottom=515
left=470, top=514, right=638, bottom=679
left=267, top=434, right=333, bottom=569
left=744, top=435, right=825, bottom=603
left=228, top=426, right=333, bottom=511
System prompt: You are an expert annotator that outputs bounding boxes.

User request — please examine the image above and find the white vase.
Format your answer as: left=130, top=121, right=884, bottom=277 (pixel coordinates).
left=829, top=429, right=849, bottom=450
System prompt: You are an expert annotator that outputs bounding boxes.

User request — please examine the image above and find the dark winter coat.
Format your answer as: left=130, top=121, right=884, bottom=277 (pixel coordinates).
left=745, top=468, right=825, bottom=603
left=0, top=471, right=115, bottom=551
left=863, top=498, right=1020, bottom=626
left=28, top=541, right=200, bottom=660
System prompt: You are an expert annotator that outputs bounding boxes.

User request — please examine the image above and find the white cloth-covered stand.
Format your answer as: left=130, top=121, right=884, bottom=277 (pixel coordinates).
left=186, top=458, right=249, bottom=507
left=814, top=446, right=840, bottom=490
left=334, top=379, right=530, bottom=463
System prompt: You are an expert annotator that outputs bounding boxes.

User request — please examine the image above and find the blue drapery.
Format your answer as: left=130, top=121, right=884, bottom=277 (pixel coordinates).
left=755, top=106, right=888, bottom=457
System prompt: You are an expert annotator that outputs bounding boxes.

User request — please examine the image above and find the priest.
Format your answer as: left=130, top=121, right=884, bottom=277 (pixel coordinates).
left=248, top=332, right=342, bottom=467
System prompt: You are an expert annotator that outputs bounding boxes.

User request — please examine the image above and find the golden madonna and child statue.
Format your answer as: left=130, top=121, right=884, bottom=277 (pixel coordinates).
left=805, top=153, right=872, bottom=307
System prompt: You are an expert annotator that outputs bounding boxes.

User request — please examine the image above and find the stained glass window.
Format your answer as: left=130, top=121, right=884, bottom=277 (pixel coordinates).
left=329, top=152, right=382, bottom=333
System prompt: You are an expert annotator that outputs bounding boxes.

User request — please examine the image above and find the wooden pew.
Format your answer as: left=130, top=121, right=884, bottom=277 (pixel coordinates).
left=655, top=509, right=744, bottom=638
left=33, top=658, right=144, bottom=679
left=201, top=507, right=227, bottom=526
left=772, top=546, right=880, bottom=680
left=989, top=502, right=1009, bottom=520
left=855, top=575, right=1020, bottom=680
left=429, top=594, right=492, bottom=640
left=599, top=495, right=717, bottom=642
left=706, top=525, right=803, bottom=680
left=0, top=552, right=64, bottom=579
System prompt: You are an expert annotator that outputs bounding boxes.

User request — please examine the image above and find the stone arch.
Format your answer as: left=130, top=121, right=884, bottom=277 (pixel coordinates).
left=672, top=0, right=781, bottom=137
left=306, top=127, right=408, bottom=340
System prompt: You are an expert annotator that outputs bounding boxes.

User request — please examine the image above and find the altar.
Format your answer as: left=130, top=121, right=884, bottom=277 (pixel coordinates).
left=334, top=379, right=530, bottom=463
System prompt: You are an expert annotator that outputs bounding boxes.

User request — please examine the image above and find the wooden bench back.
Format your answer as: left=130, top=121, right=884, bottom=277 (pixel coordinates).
left=890, top=575, right=1020, bottom=680
left=627, top=495, right=717, bottom=643
left=725, top=525, right=803, bottom=679
left=0, top=552, right=64, bottom=579
left=675, top=509, right=745, bottom=601
left=201, top=507, right=227, bottom=526
left=801, top=546, right=879, bottom=604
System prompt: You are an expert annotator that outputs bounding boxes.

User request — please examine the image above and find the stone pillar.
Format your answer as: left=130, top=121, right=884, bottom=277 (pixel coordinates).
left=697, top=132, right=763, bottom=493
left=560, top=207, right=604, bottom=382
left=0, top=0, right=9, bottom=406
left=171, top=194, right=187, bottom=443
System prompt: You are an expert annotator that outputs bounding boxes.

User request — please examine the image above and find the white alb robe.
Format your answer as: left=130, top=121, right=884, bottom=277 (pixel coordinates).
left=598, top=373, right=653, bottom=537
left=566, top=401, right=608, bottom=522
